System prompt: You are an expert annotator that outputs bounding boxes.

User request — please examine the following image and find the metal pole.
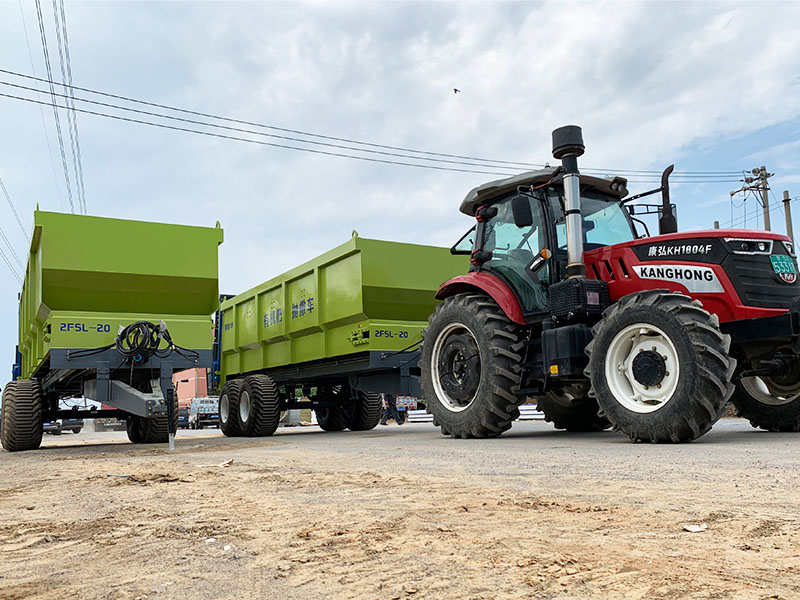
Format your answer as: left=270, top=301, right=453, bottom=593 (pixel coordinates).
left=784, top=190, right=794, bottom=245
left=760, top=166, right=771, bottom=231
left=713, top=220, right=719, bottom=229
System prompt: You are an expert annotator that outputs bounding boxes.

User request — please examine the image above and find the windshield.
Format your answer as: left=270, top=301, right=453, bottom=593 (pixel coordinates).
left=553, top=189, right=635, bottom=251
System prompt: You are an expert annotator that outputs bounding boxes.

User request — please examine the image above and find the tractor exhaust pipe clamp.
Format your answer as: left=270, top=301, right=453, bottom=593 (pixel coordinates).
left=552, top=125, right=586, bottom=278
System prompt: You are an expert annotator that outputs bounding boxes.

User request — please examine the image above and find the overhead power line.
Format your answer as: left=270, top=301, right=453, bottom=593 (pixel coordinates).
left=0, top=91, right=515, bottom=177
left=33, top=0, right=75, bottom=213
left=0, top=223, right=24, bottom=271
left=0, top=68, right=745, bottom=180
left=0, top=85, right=744, bottom=185
left=52, top=0, right=87, bottom=213
left=0, top=243, right=23, bottom=286
left=0, top=175, right=26, bottom=237
left=18, top=0, right=65, bottom=211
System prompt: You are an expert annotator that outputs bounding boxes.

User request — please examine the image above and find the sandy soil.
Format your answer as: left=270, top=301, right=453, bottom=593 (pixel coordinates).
left=0, top=424, right=798, bottom=600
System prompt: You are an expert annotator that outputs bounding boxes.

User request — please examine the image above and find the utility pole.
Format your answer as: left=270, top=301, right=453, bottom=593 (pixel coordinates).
left=784, top=190, right=794, bottom=245
left=729, top=165, right=774, bottom=231
left=757, top=166, right=772, bottom=231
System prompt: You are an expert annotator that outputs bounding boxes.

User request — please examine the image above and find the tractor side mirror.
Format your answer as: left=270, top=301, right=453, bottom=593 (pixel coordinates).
left=511, top=195, right=533, bottom=228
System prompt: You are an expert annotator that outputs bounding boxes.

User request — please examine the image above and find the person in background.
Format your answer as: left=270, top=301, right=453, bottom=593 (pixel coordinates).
left=380, top=393, right=403, bottom=426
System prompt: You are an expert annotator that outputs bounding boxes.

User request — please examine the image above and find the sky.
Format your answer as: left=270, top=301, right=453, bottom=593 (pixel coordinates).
left=1, top=0, right=800, bottom=379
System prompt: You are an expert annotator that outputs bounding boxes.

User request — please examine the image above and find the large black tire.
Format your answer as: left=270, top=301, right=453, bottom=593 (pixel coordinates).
left=536, top=384, right=611, bottom=432
left=126, top=416, right=144, bottom=443
left=731, top=368, right=800, bottom=432
left=314, top=385, right=348, bottom=431
left=239, top=375, right=281, bottom=437
left=345, top=390, right=383, bottom=431
left=586, top=290, right=735, bottom=443
left=420, top=293, right=525, bottom=439
left=127, top=394, right=179, bottom=444
left=219, top=379, right=243, bottom=437
left=1, top=380, right=44, bottom=452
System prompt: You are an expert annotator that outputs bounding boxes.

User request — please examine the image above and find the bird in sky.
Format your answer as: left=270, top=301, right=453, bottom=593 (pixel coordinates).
left=453, top=88, right=461, bottom=94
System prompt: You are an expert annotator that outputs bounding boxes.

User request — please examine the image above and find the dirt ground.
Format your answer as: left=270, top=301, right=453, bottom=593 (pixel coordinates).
left=0, top=421, right=798, bottom=600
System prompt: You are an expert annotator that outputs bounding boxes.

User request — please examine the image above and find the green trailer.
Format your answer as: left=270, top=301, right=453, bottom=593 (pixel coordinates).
left=217, top=233, right=467, bottom=436
left=1, top=211, right=223, bottom=451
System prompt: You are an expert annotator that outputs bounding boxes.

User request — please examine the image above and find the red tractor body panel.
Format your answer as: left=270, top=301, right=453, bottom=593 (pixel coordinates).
left=585, top=229, right=793, bottom=323
left=436, top=272, right=527, bottom=324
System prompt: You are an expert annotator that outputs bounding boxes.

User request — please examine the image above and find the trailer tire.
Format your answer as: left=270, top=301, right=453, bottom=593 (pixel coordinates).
left=219, top=379, right=243, bottom=437
left=1, top=380, right=44, bottom=452
left=127, top=395, right=179, bottom=444
left=586, top=290, right=735, bottom=443
left=420, top=293, right=525, bottom=439
left=240, top=375, right=280, bottom=437
left=731, top=368, right=800, bottom=432
left=346, top=390, right=383, bottom=431
left=536, top=385, right=611, bottom=432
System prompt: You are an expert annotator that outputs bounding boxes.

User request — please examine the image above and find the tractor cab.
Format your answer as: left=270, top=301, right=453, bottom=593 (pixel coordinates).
left=452, top=168, right=637, bottom=317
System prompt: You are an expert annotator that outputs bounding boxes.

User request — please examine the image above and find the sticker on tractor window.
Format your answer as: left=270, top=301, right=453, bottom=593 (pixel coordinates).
left=632, top=265, right=724, bottom=293
left=770, top=255, right=797, bottom=284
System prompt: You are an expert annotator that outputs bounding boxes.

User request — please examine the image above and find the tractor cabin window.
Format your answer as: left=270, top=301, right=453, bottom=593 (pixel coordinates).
left=553, top=190, right=636, bottom=252
left=482, top=195, right=549, bottom=313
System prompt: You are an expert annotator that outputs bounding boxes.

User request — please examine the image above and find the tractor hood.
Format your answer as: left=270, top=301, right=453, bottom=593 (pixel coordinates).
left=459, top=168, right=629, bottom=216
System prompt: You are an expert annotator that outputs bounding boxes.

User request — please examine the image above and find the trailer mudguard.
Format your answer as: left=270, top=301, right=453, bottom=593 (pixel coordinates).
left=435, top=272, right=526, bottom=325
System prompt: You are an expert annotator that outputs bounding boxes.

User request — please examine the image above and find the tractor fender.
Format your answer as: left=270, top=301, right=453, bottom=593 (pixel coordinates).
left=435, top=273, right=526, bottom=325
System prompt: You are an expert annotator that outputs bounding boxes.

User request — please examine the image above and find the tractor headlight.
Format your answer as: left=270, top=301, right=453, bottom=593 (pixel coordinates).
left=783, top=241, right=795, bottom=257
left=724, top=238, right=773, bottom=255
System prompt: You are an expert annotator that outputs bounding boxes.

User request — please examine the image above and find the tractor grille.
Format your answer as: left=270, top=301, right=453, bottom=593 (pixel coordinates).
left=723, top=253, right=800, bottom=309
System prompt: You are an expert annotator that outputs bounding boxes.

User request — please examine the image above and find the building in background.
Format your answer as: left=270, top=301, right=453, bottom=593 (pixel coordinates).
left=173, top=368, right=208, bottom=409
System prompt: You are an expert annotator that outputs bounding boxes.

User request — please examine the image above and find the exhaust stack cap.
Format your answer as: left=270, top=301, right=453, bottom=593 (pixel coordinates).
left=552, top=125, right=585, bottom=159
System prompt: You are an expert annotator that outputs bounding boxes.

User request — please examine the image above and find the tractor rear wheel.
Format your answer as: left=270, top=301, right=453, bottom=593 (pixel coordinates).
left=420, top=293, right=525, bottom=438
left=731, top=362, right=800, bottom=432
left=345, top=390, right=383, bottom=431
left=239, top=375, right=281, bottom=437
left=1, top=379, right=44, bottom=452
left=536, top=384, right=611, bottom=432
left=586, top=290, right=735, bottom=443
left=219, top=379, right=243, bottom=437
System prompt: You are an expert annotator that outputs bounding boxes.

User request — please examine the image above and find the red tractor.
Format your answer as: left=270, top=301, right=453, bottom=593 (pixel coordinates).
left=420, top=125, right=800, bottom=442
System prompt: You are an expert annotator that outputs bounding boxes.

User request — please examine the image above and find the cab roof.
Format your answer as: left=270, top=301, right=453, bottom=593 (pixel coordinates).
left=459, top=167, right=629, bottom=216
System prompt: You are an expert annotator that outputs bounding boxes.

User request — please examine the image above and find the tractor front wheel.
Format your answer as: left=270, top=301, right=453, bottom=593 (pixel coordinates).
left=420, top=293, right=524, bottom=438
left=732, top=361, right=800, bottom=432
left=586, top=290, right=735, bottom=443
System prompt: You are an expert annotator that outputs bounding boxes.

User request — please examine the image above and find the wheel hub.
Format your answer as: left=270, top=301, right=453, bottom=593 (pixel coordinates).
left=431, top=322, right=482, bottom=412
left=604, top=323, right=680, bottom=414
left=631, top=350, right=667, bottom=387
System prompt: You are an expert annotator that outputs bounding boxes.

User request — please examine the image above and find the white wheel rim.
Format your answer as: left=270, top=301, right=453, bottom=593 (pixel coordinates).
left=605, top=323, right=680, bottom=414
left=430, top=321, right=481, bottom=413
left=239, top=390, right=251, bottom=423
left=741, top=376, right=800, bottom=406
left=220, top=393, right=230, bottom=424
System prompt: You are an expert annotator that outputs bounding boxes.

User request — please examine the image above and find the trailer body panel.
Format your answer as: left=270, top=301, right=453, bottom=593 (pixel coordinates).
left=219, top=236, right=466, bottom=383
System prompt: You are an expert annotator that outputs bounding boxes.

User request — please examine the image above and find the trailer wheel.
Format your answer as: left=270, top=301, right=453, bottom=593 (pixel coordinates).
left=240, top=375, right=280, bottom=437
left=1, top=380, right=44, bottom=452
left=536, top=384, right=611, bottom=432
left=420, top=293, right=525, bottom=439
left=586, top=290, right=735, bottom=443
left=127, top=395, right=179, bottom=444
left=345, top=390, right=383, bottom=431
left=219, top=379, right=243, bottom=437
left=731, top=362, right=800, bottom=432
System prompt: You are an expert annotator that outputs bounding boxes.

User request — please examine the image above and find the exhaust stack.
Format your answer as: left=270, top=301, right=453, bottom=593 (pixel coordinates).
left=552, top=125, right=585, bottom=278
